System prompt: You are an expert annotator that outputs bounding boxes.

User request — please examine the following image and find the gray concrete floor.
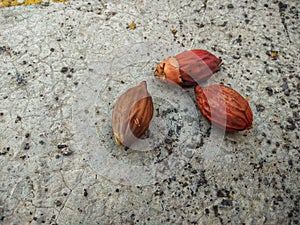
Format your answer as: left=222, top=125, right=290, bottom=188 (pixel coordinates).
left=0, top=0, right=299, bottom=224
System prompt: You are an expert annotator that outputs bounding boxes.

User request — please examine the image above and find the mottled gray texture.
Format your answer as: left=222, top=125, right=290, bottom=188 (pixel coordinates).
left=0, top=0, right=299, bottom=225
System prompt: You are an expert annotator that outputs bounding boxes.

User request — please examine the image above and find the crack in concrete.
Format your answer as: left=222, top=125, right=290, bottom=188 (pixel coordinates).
left=53, top=169, right=84, bottom=224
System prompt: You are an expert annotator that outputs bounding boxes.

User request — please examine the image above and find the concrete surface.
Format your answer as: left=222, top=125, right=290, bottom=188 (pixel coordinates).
left=0, top=0, right=299, bottom=224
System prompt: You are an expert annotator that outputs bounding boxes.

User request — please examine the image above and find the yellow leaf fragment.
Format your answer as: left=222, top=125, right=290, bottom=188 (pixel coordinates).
left=270, top=51, right=278, bottom=58
left=0, top=0, right=68, bottom=7
left=129, top=21, right=136, bottom=30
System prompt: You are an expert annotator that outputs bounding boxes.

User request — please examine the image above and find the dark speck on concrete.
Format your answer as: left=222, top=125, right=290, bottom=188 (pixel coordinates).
left=191, top=169, right=197, bottom=174
left=256, top=104, right=265, bottom=112
left=24, top=143, right=30, bottom=150
left=286, top=117, right=296, bottom=130
left=84, top=189, right=88, bottom=197
left=16, top=74, right=25, bottom=85
left=281, top=82, right=288, bottom=90
left=284, top=89, right=290, bottom=96
left=169, top=176, right=176, bottom=182
left=232, top=54, right=242, bottom=62
left=278, top=2, right=288, bottom=12
left=265, top=87, right=274, bottom=96
left=233, top=35, right=242, bottom=44
left=54, top=200, right=62, bottom=207
left=217, top=189, right=230, bottom=198
left=185, top=150, right=193, bottom=159
left=15, top=116, right=22, bottom=123
left=293, top=112, right=300, bottom=121
left=0, top=46, right=8, bottom=53
left=57, top=144, right=68, bottom=149
left=263, top=177, right=269, bottom=186
left=220, top=199, right=233, bottom=207
left=196, top=171, right=207, bottom=187
left=287, top=117, right=294, bottom=124
left=176, top=125, right=182, bottom=134
left=212, top=205, right=219, bottom=216
left=19, top=155, right=26, bottom=160
left=0, top=147, right=10, bottom=156
left=164, top=138, right=172, bottom=145
left=168, top=129, right=174, bottom=137
left=60, top=67, right=69, bottom=73
left=227, top=4, right=234, bottom=9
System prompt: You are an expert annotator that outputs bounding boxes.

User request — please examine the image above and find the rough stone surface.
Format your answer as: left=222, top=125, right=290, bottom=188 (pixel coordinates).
left=0, top=0, right=299, bottom=225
